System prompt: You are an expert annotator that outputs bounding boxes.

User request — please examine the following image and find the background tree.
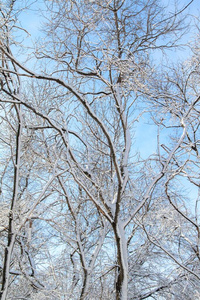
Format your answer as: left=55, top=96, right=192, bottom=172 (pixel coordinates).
left=0, top=0, right=200, bottom=299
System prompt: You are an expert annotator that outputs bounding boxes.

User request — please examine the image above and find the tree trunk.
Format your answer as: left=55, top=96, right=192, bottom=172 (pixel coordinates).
left=113, top=221, right=128, bottom=300
left=0, top=233, right=16, bottom=300
left=80, top=268, right=89, bottom=300
left=0, top=105, right=21, bottom=299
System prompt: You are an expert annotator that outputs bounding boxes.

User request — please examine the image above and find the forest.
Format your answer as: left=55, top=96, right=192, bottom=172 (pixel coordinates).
left=0, top=0, right=200, bottom=299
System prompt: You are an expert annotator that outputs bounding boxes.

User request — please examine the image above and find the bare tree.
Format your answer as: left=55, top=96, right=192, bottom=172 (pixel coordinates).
left=0, top=0, right=199, bottom=299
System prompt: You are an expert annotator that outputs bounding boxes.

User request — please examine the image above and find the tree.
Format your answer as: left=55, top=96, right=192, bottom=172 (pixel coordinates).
left=0, top=0, right=199, bottom=299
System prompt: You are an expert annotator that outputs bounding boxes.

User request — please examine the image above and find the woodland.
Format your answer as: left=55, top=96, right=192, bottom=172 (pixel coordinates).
left=0, top=0, right=200, bottom=299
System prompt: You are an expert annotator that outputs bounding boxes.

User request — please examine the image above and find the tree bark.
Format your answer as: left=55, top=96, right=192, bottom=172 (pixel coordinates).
left=0, top=105, right=21, bottom=299
left=113, top=221, right=128, bottom=300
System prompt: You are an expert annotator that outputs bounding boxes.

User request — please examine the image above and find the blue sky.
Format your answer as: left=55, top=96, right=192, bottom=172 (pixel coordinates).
left=13, top=0, right=200, bottom=208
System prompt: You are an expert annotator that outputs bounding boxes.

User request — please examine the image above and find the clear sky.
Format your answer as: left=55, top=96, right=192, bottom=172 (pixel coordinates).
left=13, top=0, right=200, bottom=208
